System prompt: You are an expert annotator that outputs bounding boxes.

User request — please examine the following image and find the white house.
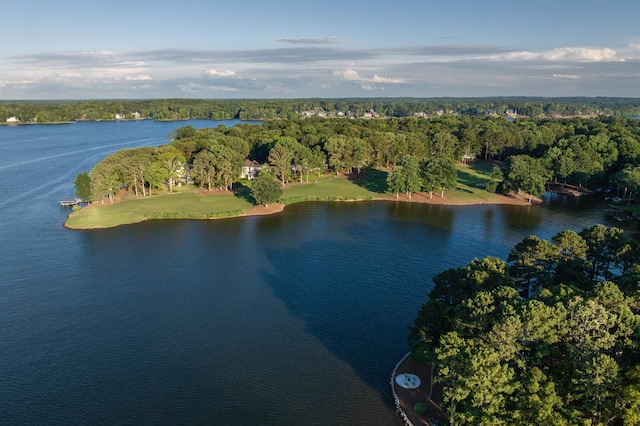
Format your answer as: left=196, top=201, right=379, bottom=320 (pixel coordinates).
left=6, top=116, right=19, bottom=123
left=241, top=160, right=262, bottom=180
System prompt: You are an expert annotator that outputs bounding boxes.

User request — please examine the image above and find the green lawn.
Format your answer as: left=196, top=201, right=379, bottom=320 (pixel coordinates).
left=450, top=163, right=499, bottom=202
left=65, top=163, right=501, bottom=229
left=279, top=173, right=385, bottom=204
left=65, top=192, right=253, bottom=229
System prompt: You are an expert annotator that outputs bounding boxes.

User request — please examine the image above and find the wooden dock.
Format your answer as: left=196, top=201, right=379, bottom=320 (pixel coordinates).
left=547, top=182, right=592, bottom=196
left=59, top=198, right=81, bottom=207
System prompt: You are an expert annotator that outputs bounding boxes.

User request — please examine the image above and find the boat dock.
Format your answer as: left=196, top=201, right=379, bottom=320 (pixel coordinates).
left=59, top=198, right=81, bottom=207
left=546, top=182, right=592, bottom=197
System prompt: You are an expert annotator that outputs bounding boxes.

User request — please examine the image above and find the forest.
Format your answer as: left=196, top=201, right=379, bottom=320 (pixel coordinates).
left=3, top=97, right=640, bottom=123
left=77, top=115, right=640, bottom=211
left=409, top=225, right=640, bottom=425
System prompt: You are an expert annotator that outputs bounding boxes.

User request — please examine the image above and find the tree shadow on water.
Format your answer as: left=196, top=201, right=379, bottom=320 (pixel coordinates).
left=257, top=221, right=423, bottom=413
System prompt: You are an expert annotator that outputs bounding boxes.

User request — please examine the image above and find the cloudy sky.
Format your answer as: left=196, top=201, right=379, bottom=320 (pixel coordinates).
left=1, top=0, right=639, bottom=99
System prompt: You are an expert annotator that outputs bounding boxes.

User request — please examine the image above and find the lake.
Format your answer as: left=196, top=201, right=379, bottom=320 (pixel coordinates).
left=1, top=120, right=638, bottom=425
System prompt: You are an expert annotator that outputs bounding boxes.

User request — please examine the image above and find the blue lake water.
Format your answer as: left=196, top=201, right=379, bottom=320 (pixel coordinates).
left=1, top=120, right=638, bottom=425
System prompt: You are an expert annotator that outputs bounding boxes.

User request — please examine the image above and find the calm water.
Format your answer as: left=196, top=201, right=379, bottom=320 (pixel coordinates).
left=1, top=120, right=638, bottom=425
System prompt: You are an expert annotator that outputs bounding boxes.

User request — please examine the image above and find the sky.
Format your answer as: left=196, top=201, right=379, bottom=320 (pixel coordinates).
left=1, top=0, right=639, bottom=100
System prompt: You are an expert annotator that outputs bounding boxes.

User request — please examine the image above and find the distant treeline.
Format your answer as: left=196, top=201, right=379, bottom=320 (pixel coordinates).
left=2, top=97, right=640, bottom=123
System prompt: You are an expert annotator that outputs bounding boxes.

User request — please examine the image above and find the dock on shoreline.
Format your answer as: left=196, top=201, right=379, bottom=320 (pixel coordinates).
left=59, top=198, right=81, bottom=207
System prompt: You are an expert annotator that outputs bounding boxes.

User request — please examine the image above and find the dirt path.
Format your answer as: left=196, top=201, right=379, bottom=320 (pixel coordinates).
left=393, top=356, right=446, bottom=425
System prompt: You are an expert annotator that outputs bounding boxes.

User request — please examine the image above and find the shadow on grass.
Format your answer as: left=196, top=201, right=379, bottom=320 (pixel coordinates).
left=233, top=182, right=256, bottom=204
left=457, top=169, right=487, bottom=188
left=346, top=168, right=388, bottom=194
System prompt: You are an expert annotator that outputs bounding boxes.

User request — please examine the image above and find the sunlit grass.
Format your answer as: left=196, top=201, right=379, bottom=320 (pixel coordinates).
left=450, top=162, right=498, bottom=202
left=280, top=174, right=384, bottom=202
left=66, top=163, right=503, bottom=229
left=65, top=192, right=253, bottom=229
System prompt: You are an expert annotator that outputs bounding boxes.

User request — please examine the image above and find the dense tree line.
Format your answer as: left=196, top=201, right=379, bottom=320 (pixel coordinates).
left=409, top=225, right=640, bottom=425
left=4, top=97, right=640, bottom=123
left=77, top=115, right=640, bottom=206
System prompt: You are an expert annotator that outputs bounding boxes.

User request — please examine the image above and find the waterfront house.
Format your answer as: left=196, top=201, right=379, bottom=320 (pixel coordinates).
left=241, top=160, right=262, bottom=180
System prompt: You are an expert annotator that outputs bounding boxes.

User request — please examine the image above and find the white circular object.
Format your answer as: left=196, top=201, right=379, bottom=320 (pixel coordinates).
left=395, top=373, right=421, bottom=389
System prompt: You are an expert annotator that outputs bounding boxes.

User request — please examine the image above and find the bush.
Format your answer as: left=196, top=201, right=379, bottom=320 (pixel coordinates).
left=414, top=402, right=429, bottom=415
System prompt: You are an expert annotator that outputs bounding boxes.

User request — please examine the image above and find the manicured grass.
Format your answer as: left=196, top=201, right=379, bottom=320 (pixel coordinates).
left=65, top=163, right=502, bottom=229
left=65, top=192, right=253, bottom=229
left=450, top=163, right=498, bottom=202
left=279, top=173, right=383, bottom=204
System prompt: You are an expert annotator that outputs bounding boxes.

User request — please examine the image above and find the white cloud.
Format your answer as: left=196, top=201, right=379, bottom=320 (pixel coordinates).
left=126, top=75, right=152, bottom=81
left=275, top=36, right=342, bottom=45
left=205, top=69, right=237, bottom=77
left=552, top=74, right=580, bottom=79
left=499, top=47, right=622, bottom=62
left=339, top=69, right=361, bottom=81
left=372, top=74, right=405, bottom=84
left=335, top=68, right=406, bottom=84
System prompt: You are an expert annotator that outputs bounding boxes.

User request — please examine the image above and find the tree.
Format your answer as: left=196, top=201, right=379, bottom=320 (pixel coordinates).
left=401, top=155, right=423, bottom=198
left=155, top=147, right=186, bottom=192
left=145, top=160, right=168, bottom=193
left=120, top=147, right=153, bottom=197
left=508, top=235, right=560, bottom=297
left=421, top=156, right=457, bottom=198
left=191, top=150, right=217, bottom=191
left=209, top=144, right=236, bottom=191
left=74, top=171, right=92, bottom=202
left=431, top=131, right=457, bottom=159
left=251, top=171, right=282, bottom=206
left=504, top=155, right=549, bottom=203
left=90, top=154, right=122, bottom=204
left=551, top=230, right=589, bottom=285
left=350, top=137, right=372, bottom=174
left=268, top=143, right=293, bottom=187
left=589, top=132, right=618, bottom=170
left=580, top=224, right=625, bottom=281
left=545, top=143, right=575, bottom=184
left=484, top=166, right=502, bottom=198
left=386, top=165, right=406, bottom=199
left=387, top=155, right=422, bottom=199
left=609, top=164, right=640, bottom=205
left=325, top=135, right=349, bottom=175
left=410, top=226, right=640, bottom=426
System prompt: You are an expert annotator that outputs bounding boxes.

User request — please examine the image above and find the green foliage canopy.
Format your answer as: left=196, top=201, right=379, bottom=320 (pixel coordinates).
left=409, top=225, right=640, bottom=425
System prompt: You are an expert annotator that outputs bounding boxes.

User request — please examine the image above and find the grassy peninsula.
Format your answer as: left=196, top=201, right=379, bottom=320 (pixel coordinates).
left=65, top=114, right=640, bottom=229
left=64, top=164, right=524, bottom=229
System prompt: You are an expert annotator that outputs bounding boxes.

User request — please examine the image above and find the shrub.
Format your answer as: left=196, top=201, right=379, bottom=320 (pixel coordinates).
left=414, top=402, right=429, bottom=415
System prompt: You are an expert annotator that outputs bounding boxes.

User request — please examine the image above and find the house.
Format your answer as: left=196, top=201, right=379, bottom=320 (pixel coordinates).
left=241, top=160, right=262, bottom=180
left=461, top=153, right=476, bottom=164
left=6, top=116, right=19, bottom=123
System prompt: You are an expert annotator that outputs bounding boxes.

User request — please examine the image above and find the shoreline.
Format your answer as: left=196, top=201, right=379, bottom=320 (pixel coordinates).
left=391, top=354, right=446, bottom=426
left=63, top=190, right=537, bottom=230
